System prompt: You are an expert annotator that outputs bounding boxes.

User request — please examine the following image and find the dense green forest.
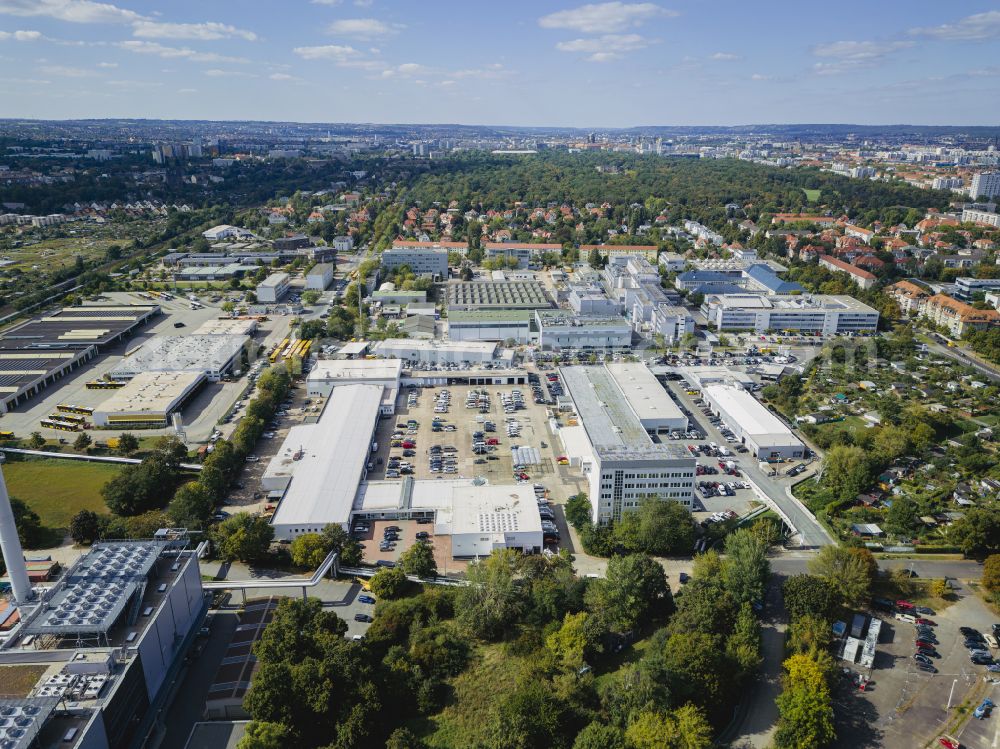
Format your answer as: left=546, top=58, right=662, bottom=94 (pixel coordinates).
left=237, top=525, right=778, bottom=749
left=399, top=153, right=952, bottom=231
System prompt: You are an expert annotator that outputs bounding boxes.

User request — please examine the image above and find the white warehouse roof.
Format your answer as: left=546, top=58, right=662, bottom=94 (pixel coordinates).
left=702, top=384, right=801, bottom=447
left=604, top=361, right=686, bottom=429
left=268, top=384, right=383, bottom=534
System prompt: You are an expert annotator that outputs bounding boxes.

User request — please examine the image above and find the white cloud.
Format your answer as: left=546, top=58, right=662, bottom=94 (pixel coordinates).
left=131, top=21, right=257, bottom=42
left=354, top=0, right=374, bottom=6
left=710, top=52, right=739, bottom=61
left=812, top=39, right=913, bottom=75
left=293, top=43, right=360, bottom=61
left=750, top=73, right=771, bottom=81
left=556, top=33, right=652, bottom=61
left=268, top=72, right=300, bottom=81
left=910, top=11, right=1000, bottom=41
left=0, top=29, right=42, bottom=40
left=381, top=62, right=427, bottom=78
left=177, top=87, right=197, bottom=93
left=0, top=0, right=140, bottom=24
left=39, top=63, right=95, bottom=77
left=327, top=17, right=400, bottom=39
left=96, top=60, right=117, bottom=67
left=311, top=0, right=341, bottom=4
left=203, top=68, right=257, bottom=78
left=539, top=2, right=674, bottom=34
left=118, top=40, right=249, bottom=64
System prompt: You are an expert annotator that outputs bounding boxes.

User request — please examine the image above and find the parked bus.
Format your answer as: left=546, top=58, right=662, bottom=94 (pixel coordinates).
left=40, top=419, right=80, bottom=432
left=0, top=431, right=15, bottom=440
left=269, top=338, right=289, bottom=364
left=86, top=380, right=125, bottom=390
left=51, top=412, right=86, bottom=424
left=56, top=404, right=94, bottom=416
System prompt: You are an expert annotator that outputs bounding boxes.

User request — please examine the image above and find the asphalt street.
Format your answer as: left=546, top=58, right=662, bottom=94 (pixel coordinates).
left=663, top=379, right=834, bottom=548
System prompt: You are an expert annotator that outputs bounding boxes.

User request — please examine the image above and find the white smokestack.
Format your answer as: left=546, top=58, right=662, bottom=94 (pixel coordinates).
left=0, top=465, right=33, bottom=604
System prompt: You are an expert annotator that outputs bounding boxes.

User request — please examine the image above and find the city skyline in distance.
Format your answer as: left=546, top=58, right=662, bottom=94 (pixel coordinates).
left=0, top=0, right=999, bottom=127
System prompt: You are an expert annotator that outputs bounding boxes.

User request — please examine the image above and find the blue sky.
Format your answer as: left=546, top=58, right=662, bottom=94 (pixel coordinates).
left=1, top=0, right=999, bottom=127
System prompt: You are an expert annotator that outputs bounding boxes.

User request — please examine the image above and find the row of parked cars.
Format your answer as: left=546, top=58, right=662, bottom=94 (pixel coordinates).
left=433, top=389, right=451, bottom=414
left=429, top=444, right=459, bottom=474
left=535, top=485, right=560, bottom=544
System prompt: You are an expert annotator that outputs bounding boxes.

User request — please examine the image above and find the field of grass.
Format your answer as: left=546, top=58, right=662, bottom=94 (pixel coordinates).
left=0, top=665, right=49, bottom=698
left=418, top=644, right=526, bottom=748
left=3, top=458, right=119, bottom=530
left=803, top=188, right=822, bottom=202
left=809, top=415, right=869, bottom=441
left=3, top=237, right=122, bottom=272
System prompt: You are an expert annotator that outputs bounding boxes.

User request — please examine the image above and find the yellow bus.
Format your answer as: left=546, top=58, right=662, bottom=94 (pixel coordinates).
left=0, top=431, right=15, bottom=440
left=40, top=419, right=80, bottom=432
left=86, top=380, right=125, bottom=389
left=269, top=337, right=289, bottom=363
left=56, top=404, right=94, bottom=416
left=51, top=412, right=86, bottom=424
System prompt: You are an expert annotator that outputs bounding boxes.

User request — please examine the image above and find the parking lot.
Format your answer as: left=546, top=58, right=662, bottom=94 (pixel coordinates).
left=835, top=585, right=1000, bottom=749
left=368, top=381, right=562, bottom=487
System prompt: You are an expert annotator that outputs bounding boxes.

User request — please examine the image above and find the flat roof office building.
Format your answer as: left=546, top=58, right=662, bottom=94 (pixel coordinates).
left=447, top=281, right=550, bottom=311
left=604, top=362, right=688, bottom=434
left=110, top=334, right=250, bottom=382
left=447, top=309, right=534, bottom=343
left=559, top=365, right=696, bottom=524
left=256, top=273, right=290, bottom=303
left=702, top=384, right=805, bottom=460
left=381, top=247, right=449, bottom=279
left=702, top=294, right=879, bottom=334
left=370, top=338, right=499, bottom=365
left=535, top=310, right=632, bottom=350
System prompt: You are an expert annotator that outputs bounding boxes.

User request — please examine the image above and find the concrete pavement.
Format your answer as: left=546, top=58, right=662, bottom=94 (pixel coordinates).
left=663, top=380, right=834, bottom=548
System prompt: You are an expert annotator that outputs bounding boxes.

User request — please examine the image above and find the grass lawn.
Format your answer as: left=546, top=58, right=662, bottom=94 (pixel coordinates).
left=0, top=665, right=49, bottom=698
left=872, top=577, right=956, bottom=614
left=2, top=458, right=119, bottom=530
left=809, top=415, right=869, bottom=441
left=418, top=644, right=526, bottom=748
left=803, top=188, right=822, bottom=202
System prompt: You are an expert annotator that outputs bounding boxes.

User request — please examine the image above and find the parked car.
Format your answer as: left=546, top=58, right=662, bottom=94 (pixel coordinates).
left=358, top=595, right=376, bottom=604
left=974, top=698, right=995, bottom=719
left=354, top=613, right=373, bottom=623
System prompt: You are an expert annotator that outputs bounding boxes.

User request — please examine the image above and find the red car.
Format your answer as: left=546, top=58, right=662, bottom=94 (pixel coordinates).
left=401, top=441, right=416, bottom=449
left=916, top=640, right=935, bottom=649
left=939, top=737, right=961, bottom=749
left=486, top=438, right=499, bottom=445
left=897, top=600, right=915, bottom=610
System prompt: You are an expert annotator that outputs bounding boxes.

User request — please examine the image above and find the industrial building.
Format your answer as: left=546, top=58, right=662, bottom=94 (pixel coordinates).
left=305, top=358, right=402, bottom=414
left=0, top=304, right=159, bottom=414
left=92, top=370, right=207, bottom=429
left=353, top=480, right=543, bottom=557
left=193, top=318, right=258, bottom=336
left=535, top=310, right=632, bottom=350
left=305, top=263, right=334, bottom=290
left=447, top=281, right=550, bottom=311
left=701, top=294, right=879, bottom=334
left=381, top=246, right=449, bottom=279
left=604, top=362, right=688, bottom=434
left=110, top=334, right=250, bottom=382
left=256, top=273, right=290, bottom=303
left=0, top=469, right=207, bottom=749
left=369, top=338, right=500, bottom=365
left=701, top=384, right=805, bottom=460
left=447, top=309, right=534, bottom=343
left=172, top=263, right=251, bottom=282
left=558, top=365, right=696, bottom=524
left=265, top=384, right=383, bottom=540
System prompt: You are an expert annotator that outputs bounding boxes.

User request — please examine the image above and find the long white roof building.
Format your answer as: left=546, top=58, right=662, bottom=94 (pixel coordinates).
left=701, top=384, right=804, bottom=460
left=265, top=384, right=383, bottom=538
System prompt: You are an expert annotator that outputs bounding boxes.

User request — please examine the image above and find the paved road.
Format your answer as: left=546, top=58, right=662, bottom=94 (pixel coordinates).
left=771, top=555, right=983, bottom=580
left=664, top=380, right=834, bottom=548
left=926, top=341, right=1000, bottom=383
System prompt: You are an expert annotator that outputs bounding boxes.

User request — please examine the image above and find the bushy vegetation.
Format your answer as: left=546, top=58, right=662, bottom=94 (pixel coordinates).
left=237, top=526, right=774, bottom=749
left=565, top=494, right=696, bottom=557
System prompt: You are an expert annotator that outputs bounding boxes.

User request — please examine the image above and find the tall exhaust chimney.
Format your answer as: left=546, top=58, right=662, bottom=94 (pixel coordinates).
left=0, top=465, right=33, bottom=604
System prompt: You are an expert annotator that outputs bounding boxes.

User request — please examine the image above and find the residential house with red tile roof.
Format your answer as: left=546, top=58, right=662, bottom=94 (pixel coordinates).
left=919, top=294, right=1000, bottom=336
left=819, top=254, right=877, bottom=289
left=886, top=280, right=931, bottom=315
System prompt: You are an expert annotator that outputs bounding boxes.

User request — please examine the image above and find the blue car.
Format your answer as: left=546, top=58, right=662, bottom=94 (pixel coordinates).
left=974, top=698, right=995, bottom=720
left=358, top=595, right=376, bottom=604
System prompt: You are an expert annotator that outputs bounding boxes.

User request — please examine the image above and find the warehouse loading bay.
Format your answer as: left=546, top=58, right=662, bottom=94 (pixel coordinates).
left=0, top=291, right=294, bottom=444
